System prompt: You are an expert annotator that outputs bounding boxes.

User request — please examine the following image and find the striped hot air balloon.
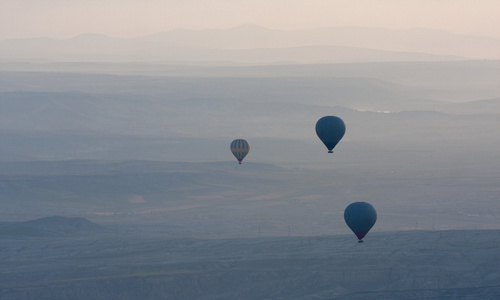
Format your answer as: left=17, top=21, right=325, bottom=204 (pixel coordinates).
left=315, top=116, right=346, bottom=153
left=230, top=139, right=250, bottom=164
left=344, top=202, right=377, bottom=243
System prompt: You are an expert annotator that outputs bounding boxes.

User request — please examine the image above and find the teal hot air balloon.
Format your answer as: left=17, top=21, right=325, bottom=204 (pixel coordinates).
left=230, top=139, right=250, bottom=164
left=315, top=116, right=345, bottom=153
left=344, top=202, right=377, bottom=243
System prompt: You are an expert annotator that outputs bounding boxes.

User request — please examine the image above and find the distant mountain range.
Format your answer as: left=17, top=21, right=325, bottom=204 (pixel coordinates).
left=1, top=25, right=498, bottom=64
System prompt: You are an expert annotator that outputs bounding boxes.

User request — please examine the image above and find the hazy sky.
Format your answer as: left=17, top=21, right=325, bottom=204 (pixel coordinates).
left=1, top=0, right=499, bottom=40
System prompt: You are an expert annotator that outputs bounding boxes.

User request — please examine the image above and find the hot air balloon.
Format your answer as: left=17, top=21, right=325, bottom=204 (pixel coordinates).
left=230, top=139, right=250, bottom=164
left=344, top=202, right=377, bottom=243
left=315, top=116, right=345, bottom=153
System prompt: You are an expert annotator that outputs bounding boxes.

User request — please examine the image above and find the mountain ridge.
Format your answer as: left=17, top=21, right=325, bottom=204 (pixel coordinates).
left=1, top=25, right=497, bottom=63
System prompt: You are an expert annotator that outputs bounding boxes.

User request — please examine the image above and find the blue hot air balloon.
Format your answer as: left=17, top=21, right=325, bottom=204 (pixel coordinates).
left=315, top=116, right=345, bottom=153
left=344, top=202, right=377, bottom=243
left=230, top=139, right=250, bottom=164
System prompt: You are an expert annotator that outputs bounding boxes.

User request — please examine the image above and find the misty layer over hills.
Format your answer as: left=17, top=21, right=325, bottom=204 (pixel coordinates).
left=0, top=61, right=498, bottom=167
left=0, top=60, right=498, bottom=232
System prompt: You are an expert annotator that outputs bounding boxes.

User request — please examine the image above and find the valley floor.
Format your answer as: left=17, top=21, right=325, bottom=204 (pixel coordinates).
left=0, top=229, right=498, bottom=299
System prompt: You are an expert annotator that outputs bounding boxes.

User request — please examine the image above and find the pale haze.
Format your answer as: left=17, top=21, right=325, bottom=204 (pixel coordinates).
left=1, top=0, right=500, bottom=39
left=1, top=0, right=499, bottom=299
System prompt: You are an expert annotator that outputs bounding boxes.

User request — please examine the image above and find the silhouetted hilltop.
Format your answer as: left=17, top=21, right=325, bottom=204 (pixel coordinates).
left=0, top=216, right=107, bottom=237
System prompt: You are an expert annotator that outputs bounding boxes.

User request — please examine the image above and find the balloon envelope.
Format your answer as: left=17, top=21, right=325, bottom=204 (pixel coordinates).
left=315, top=116, right=345, bottom=153
left=230, top=139, right=250, bottom=164
left=344, top=202, right=377, bottom=241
